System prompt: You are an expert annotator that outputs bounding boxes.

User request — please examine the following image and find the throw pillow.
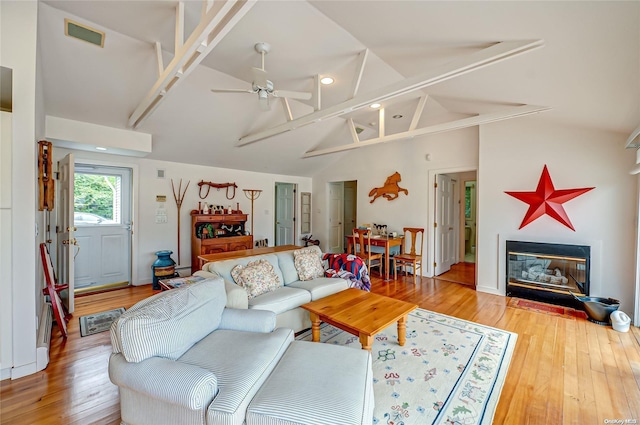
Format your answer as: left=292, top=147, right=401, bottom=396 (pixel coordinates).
left=293, top=248, right=324, bottom=281
left=233, top=259, right=281, bottom=299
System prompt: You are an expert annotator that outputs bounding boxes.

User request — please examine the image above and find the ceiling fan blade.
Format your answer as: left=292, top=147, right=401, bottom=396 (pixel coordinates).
left=211, top=88, right=254, bottom=94
left=251, top=67, right=268, bottom=88
left=272, top=89, right=312, bottom=100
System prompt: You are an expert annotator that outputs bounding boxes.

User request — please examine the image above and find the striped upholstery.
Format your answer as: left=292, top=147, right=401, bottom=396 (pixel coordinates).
left=286, top=277, right=349, bottom=300
left=218, top=308, right=276, bottom=333
left=177, top=328, right=294, bottom=425
left=246, top=341, right=374, bottom=425
left=109, top=354, right=218, bottom=410
left=248, top=287, right=311, bottom=315
left=110, top=278, right=226, bottom=363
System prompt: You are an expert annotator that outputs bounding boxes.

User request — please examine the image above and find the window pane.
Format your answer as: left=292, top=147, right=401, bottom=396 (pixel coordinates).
left=74, top=173, right=121, bottom=224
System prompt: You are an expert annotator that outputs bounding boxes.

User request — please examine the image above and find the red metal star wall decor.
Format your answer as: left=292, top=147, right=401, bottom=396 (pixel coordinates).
left=505, top=165, right=594, bottom=231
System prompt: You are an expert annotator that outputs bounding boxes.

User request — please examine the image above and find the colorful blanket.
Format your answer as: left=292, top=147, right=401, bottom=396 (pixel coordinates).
left=322, top=253, right=371, bottom=291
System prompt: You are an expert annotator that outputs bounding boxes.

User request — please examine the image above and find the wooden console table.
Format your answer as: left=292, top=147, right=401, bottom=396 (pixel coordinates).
left=197, top=244, right=303, bottom=270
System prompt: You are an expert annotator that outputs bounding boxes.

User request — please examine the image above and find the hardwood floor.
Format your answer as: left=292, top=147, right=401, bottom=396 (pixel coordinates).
left=2, top=276, right=639, bottom=424
left=434, top=261, right=476, bottom=287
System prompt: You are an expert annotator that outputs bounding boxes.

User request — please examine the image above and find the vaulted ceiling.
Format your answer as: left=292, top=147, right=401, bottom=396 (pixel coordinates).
left=38, top=1, right=640, bottom=176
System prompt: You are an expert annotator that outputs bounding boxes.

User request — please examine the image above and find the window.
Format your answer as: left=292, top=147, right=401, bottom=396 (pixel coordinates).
left=74, top=172, right=121, bottom=225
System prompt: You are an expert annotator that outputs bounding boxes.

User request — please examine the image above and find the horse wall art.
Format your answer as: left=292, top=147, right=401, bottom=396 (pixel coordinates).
left=368, top=172, right=409, bottom=203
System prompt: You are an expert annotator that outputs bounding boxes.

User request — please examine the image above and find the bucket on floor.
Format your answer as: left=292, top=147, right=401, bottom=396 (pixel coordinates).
left=611, top=311, right=631, bottom=333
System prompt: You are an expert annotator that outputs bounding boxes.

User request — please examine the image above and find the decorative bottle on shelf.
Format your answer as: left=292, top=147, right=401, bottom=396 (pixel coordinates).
left=202, top=203, right=209, bottom=214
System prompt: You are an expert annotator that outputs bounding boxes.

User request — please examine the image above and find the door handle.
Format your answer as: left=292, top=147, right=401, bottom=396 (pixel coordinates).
left=62, top=238, right=78, bottom=245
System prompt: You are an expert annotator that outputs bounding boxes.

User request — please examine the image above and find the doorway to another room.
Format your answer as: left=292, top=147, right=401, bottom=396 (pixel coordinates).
left=432, top=170, right=476, bottom=287
left=328, top=181, right=358, bottom=254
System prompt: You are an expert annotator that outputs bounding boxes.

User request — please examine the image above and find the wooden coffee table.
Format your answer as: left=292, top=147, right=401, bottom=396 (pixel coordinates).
left=301, top=288, right=418, bottom=351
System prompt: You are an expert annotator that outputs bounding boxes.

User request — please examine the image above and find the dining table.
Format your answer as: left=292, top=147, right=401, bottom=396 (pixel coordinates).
left=346, top=234, right=404, bottom=281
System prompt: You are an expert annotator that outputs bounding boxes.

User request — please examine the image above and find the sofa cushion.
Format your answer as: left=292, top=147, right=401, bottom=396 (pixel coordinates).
left=293, top=248, right=325, bottom=281
left=207, top=254, right=285, bottom=289
left=110, top=278, right=227, bottom=363
left=178, top=328, right=294, bottom=425
left=246, top=341, right=374, bottom=425
left=248, top=287, right=311, bottom=315
left=231, top=259, right=281, bottom=299
left=287, top=277, right=350, bottom=301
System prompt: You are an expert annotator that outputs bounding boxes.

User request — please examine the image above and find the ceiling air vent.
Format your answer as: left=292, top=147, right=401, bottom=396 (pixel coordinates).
left=64, top=19, right=105, bottom=48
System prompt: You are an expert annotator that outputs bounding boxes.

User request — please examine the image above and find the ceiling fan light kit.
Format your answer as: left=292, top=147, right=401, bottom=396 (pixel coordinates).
left=210, top=41, right=312, bottom=110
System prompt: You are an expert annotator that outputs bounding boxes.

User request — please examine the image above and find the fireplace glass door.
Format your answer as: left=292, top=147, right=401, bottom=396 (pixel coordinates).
left=506, top=240, right=590, bottom=306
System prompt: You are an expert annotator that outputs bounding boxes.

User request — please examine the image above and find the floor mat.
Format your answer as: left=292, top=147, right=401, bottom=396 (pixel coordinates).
left=507, top=298, right=587, bottom=319
left=79, top=307, right=125, bottom=337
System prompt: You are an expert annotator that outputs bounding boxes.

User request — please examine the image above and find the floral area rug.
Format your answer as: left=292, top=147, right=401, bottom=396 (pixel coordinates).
left=296, top=308, right=517, bottom=425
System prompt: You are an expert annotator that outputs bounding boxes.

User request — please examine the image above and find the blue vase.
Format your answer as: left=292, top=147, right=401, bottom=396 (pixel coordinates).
left=152, top=250, right=176, bottom=290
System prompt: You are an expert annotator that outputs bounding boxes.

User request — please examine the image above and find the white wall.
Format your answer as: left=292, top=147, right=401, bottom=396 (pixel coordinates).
left=311, top=127, right=479, bottom=277
left=0, top=112, right=13, bottom=380
left=52, top=147, right=311, bottom=284
left=478, top=115, right=637, bottom=316
left=0, top=0, right=39, bottom=380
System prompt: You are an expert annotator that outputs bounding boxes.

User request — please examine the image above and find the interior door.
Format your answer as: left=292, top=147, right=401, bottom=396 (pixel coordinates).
left=73, top=165, right=132, bottom=290
left=328, top=182, right=344, bottom=253
left=435, top=174, right=455, bottom=275
left=275, top=183, right=295, bottom=246
left=57, top=153, right=75, bottom=313
left=343, top=181, right=357, bottom=240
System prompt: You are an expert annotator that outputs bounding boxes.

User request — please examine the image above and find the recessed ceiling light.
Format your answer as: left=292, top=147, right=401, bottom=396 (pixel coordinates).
left=320, top=76, right=334, bottom=85
left=95, top=146, right=107, bottom=151
left=392, top=114, right=403, bottom=119
left=370, top=103, right=381, bottom=109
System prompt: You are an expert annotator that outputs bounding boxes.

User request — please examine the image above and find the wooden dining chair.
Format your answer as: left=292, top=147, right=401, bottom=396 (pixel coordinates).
left=352, top=228, right=384, bottom=276
left=393, top=228, right=425, bottom=284
left=40, top=243, right=71, bottom=337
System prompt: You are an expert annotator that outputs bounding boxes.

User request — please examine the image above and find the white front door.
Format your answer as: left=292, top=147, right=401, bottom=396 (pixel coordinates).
left=73, top=164, right=132, bottom=290
left=328, top=182, right=344, bottom=253
left=435, top=174, right=455, bottom=275
left=275, top=182, right=295, bottom=246
left=57, top=154, right=75, bottom=313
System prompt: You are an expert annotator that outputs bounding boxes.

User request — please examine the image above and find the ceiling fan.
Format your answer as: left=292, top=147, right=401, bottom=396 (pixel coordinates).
left=211, top=42, right=312, bottom=111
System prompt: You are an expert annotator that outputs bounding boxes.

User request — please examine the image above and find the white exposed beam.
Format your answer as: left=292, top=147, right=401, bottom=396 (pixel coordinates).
left=175, top=2, right=184, bottom=52
left=347, top=118, right=360, bottom=144
left=303, top=104, right=551, bottom=158
left=410, top=95, right=428, bottom=131
left=129, top=0, right=256, bottom=128
left=202, top=0, right=214, bottom=17
left=313, top=74, right=321, bottom=111
left=625, top=123, right=640, bottom=148
left=281, top=98, right=293, bottom=121
left=378, top=107, right=385, bottom=138
left=238, top=39, right=544, bottom=146
left=154, top=41, right=164, bottom=78
left=351, top=48, right=369, bottom=98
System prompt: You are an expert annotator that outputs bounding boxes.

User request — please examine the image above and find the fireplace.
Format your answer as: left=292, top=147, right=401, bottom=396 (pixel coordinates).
left=506, top=240, right=590, bottom=308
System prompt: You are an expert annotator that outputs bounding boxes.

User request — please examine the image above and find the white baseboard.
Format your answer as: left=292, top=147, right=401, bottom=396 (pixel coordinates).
left=0, top=367, right=10, bottom=381
left=10, top=362, right=37, bottom=379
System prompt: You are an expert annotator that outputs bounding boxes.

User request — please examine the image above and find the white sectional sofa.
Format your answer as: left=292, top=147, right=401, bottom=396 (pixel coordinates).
left=108, top=278, right=374, bottom=425
left=195, top=245, right=349, bottom=332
